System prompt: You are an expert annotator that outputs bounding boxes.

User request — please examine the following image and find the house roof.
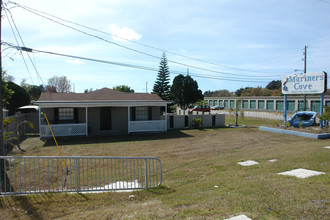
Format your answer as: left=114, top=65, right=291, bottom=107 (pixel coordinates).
left=34, top=88, right=169, bottom=108
left=38, top=88, right=164, bottom=101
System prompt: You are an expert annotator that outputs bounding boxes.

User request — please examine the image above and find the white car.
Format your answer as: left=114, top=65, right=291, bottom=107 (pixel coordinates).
left=211, top=105, right=224, bottom=110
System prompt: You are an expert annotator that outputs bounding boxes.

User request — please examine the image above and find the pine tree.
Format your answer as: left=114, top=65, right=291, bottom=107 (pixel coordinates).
left=153, top=53, right=170, bottom=100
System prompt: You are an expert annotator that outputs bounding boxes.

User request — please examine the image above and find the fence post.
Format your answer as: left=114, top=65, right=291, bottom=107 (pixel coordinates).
left=144, top=158, right=148, bottom=189
left=75, top=158, right=80, bottom=193
left=0, top=157, right=2, bottom=193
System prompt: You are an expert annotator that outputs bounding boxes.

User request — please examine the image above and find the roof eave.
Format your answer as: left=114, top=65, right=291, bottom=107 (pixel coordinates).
left=33, top=100, right=171, bottom=108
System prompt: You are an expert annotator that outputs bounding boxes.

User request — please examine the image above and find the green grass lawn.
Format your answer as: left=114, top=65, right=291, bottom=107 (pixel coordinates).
left=0, top=116, right=329, bottom=219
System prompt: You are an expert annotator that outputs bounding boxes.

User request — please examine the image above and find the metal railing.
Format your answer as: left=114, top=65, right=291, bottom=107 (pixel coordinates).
left=0, top=156, right=162, bottom=195
left=129, top=120, right=166, bottom=132
left=40, top=123, right=87, bottom=138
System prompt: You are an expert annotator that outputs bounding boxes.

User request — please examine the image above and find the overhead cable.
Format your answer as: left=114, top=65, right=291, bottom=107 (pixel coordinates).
left=3, top=4, right=46, bottom=85
left=2, top=3, right=35, bottom=85
left=3, top=42, right=270, bottom=83
left=7, top=1, right=281, bottom=78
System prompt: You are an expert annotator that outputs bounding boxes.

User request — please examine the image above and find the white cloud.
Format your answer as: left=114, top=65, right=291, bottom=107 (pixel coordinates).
left=107, top=24, right=142, bottom=42
left=66, top=59, right=84, bottom=65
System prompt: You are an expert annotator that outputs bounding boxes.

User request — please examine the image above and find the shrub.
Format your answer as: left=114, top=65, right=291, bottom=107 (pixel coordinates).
left=192, top=118, right=202, bottom=128
left=319, top=106, right=330, bottom=127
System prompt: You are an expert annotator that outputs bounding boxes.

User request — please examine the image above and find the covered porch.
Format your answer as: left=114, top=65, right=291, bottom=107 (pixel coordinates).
left=39, top=105, right=167, bottom=138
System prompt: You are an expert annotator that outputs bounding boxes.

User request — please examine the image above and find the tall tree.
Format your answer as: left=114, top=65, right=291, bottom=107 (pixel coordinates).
left=153, top=53, right=170, bottom=100
left=21, top=80, right=45, bottom=100
left=235, top=88, right=245, bottom=97
left=170, top=74, right=185, bottom=108
left=47, top=75, right=71, bottom=93
left=4, top=75, right=14, bottom=82
left=1, top=70, right=14, bottom=106
left=28, top=85, right=45, bottom=100
left=113, top=85, right=134, bottom=93
left=266, top=80, right=281, bottom=90
left=204, top=89, right=233, bottom=97
left=170, top=74, right=203, bottom=110
left=184, top=75, right=203, bottom=106
left=6, top=82, right=31, bottom=115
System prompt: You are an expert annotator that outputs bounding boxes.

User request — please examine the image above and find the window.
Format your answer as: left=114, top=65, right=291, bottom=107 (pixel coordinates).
left=136, top=107, right=148, bottom=121
left=59, top=108, right=74, bottom=120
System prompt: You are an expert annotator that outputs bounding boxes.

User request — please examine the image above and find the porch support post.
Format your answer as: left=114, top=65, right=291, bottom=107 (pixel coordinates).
left=128, top=106, right=130, bottom=133
left=39, top=107, right=42, bottom=138
left=85, top=107, right=88, bottom=136
left=164, top=105, right=167, bottom=132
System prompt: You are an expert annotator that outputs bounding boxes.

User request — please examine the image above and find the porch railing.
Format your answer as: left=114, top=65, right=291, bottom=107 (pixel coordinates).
left=40, top=123, right=87, bottom=138
left=129, top=120, right=166, bottom=133
left=0, top=156, right=162, bottom=195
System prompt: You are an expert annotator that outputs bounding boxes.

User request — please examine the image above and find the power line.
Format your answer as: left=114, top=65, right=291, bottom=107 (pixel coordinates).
left=3, top=3, right=46, bottom=85
left=6, top=1, right=281, bottom=78
left=3, top=42, right=270, bottom=83
left=8, top=1, right=278, bottom=75
left=2, top=4, right=35, bottom=85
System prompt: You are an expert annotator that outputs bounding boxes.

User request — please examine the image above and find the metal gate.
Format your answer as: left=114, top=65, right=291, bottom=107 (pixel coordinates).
left=0, top=156, right=162, bottom=195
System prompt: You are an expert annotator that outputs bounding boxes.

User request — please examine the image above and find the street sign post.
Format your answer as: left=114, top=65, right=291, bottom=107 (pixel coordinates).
left=282, top=72, right=327, bottom=127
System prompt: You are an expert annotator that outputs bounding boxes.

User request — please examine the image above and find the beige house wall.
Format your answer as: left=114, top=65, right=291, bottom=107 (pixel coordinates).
left=88, top=107, right=128, bottom=135
left=168, top=114, right=225, bottom=129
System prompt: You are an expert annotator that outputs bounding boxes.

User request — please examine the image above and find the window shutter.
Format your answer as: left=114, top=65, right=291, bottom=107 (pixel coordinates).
left=54, top=108, right=59, bottom=124
left=148, top=107, right=152, bottom=120
left=131, top=107, right=136, bottom=121
left=74, top=108, right=78, bottom=122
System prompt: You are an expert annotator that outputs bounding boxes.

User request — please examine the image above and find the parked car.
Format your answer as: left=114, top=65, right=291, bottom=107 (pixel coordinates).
left=211, top=105, right=224, bottom=110
left=188, top=105, right=211, bottom=113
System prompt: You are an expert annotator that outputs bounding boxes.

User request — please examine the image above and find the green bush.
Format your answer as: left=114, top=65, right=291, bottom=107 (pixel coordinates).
left=192, top=118, right=202, bottom=128
left=319, top=106, right=330, bottom=121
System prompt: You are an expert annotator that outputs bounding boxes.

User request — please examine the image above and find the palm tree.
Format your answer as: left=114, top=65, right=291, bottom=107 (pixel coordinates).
left=229, top=98, right=243, bottom=127
left=195, top=99, right=208, bottom=115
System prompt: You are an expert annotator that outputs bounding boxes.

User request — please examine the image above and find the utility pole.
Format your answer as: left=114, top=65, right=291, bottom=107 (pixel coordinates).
left=0, top=1, right=14, bottom=193
left=0, top=0, right=6, bottom=193
left=303, top=46, right=307, bottom=111
left=0, top=0, right=4, bottom=157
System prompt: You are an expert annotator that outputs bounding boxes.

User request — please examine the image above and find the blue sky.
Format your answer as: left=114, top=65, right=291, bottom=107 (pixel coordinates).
left=2, top=0, right=330, bottom=93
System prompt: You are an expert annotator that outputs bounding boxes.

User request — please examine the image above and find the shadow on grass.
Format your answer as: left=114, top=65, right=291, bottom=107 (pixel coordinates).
left=0, top=192, right=125, bottom=219
left=147, top=185, right=175, bottom=195
left=10, top=195, right=43, bottom=220
left=136, top=185, right=176, bottom=196
left=43, top=129, right=194, bottom=147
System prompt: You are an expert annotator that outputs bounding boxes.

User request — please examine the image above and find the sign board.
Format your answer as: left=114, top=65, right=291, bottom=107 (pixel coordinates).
left=282, top=72, right=327, bottom=94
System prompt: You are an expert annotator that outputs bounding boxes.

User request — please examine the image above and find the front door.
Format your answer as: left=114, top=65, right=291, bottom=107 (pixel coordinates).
left=100, top=107, right=112, bottom=130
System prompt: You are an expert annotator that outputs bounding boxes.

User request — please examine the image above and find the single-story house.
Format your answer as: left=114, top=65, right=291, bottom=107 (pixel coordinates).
left=34, top=88, right=169, bottom=138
